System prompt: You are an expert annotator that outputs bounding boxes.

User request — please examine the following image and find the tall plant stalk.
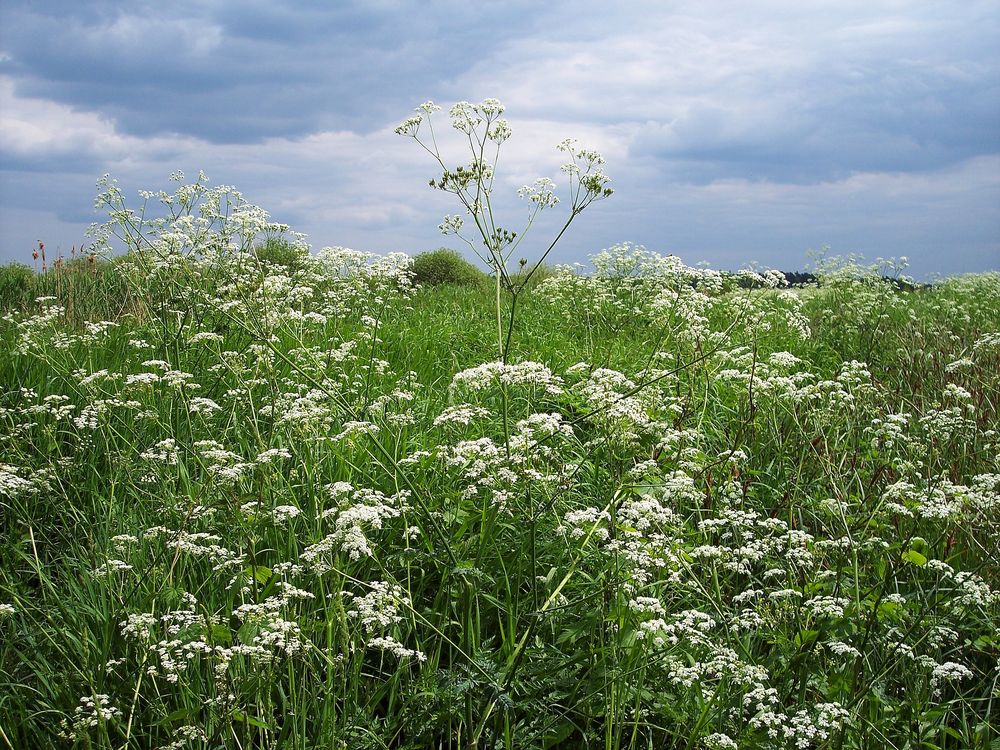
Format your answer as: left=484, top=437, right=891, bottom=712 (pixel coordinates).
left=396, top=99, right=613, bottom=362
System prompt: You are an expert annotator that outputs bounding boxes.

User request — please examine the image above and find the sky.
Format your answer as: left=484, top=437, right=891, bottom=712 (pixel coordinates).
left=1, top=0, right=998, bottom=279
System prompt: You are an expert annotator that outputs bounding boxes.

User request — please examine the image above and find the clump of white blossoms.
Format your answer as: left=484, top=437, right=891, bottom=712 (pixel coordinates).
left=344, top=580, right=408, bottom=631
left=450, top=360, right=565, bottom=398
left=930, top=661, right=974, bottom=696
left=433, top=403, right=492, bottom=428
left=536, top=242, right=804, bottom=348
left=58, top=694, right=123, bottom=740
left=702, top=733, right=738, bottom=750
left=299, top=483, right=410, bottom=567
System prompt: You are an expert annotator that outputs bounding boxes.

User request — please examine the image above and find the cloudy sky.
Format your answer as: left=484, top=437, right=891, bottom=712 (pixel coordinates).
left=1, top=0, right=998, bottom=278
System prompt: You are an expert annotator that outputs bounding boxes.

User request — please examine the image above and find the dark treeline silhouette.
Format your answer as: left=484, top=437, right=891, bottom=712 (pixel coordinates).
left=727, top=270, right=928, bottom=291
left=782, top=271, right=818, bottom=286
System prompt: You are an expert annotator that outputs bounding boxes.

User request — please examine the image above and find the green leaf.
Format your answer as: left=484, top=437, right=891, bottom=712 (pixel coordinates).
left=159, top=708, right=192, bottom=725
left=901, top=549, right=927, bottom=566
left=238, top=622, right=260, bottom=645
left=543, top=720, right=576, bottom=748
left=251, top=565, right=273, bottom=585
left=231, top=709, right=272, bottom=729
left=974, top=634, right=998, bottom=649
left=210, top=624, right=233, bottom=645
left=877, top=600, right=904, bottom=621
left=794, top=628, right=820, bottom=647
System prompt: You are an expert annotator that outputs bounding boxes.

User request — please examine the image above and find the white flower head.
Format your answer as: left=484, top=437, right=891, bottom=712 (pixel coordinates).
left=487, top=119, right=512, bottom=143
left=449, top=101, right=480, bottom=133
left=439, top=215, right=464, bottom=234
left=395, top=115, right=422, bottom=136
left=580, top=170, right=612, bottom=196
left=556, top=138, right=578, bottom=154
left=478, top=98, right=505, bottom=117
left=518, top=178, right=559, bottom=209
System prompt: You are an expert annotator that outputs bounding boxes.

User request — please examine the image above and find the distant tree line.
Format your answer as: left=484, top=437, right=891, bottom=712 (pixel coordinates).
left=781, top=271, right=818, bottom=286
left=729, top=271, right=927, bottom=291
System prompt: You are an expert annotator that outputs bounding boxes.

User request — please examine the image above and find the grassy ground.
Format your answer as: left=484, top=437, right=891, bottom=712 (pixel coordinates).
left=0, top=246, right=998, bottom=749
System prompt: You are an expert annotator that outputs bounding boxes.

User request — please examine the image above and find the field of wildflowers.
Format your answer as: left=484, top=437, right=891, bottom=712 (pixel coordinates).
left=0, top=102, right=998, bottom=749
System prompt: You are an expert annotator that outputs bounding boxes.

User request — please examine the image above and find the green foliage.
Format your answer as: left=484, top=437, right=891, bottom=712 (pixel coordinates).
left=506, top=261, right=560, bottom=292
left=0, top=261, right=35, bottom=311
left=1, top=176, right=998, bottom=750
left=253, top=236, right=310, bottom=274
left=410, top=247, right=489, bottom=288
left=0, top=256, right=138, bottom=323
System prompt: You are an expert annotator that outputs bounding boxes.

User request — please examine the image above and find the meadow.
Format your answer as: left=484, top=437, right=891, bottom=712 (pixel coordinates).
left=0, top=104, right=998, bottom=747
left=1, top=223, right=998, bottom=749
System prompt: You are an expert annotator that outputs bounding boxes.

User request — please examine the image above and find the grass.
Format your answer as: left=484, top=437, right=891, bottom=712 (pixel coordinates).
left=0, top=240, right=998, bottom=749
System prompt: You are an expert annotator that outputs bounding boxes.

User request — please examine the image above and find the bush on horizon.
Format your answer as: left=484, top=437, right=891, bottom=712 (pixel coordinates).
left=411, top=247, right=490, bottom=288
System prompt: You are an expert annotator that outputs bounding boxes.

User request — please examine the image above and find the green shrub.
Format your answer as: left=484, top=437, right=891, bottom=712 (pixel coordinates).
left=253, top=236, right=309, bottom=273
left=0, top=262, right=37, bottom=312
left=0, top=256, right=140, bottom=322
left=411, top=248, right=489, bottom=288
left=508, top=261, right=560, bottom=292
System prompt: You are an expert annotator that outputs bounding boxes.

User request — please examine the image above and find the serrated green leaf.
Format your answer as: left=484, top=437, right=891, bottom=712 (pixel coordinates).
left=210, top=624, right=232, bottom=645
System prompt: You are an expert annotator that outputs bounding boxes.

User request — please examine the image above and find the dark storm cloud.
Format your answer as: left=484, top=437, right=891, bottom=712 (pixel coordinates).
left=3, top=0, right=997, bottom=175
left=460, top=0, right=1000, bottom=186
left=629, top=60, right=1000, bottom=185
left=0, top=0, right=541, bottom=142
